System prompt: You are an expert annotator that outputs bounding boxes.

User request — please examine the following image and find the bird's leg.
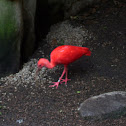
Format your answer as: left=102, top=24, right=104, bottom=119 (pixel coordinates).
left=60, top=65, right=71, bottom=85
left=49, top=67, right=66, bottom=89
left=49, top=65, right=71, bottom=88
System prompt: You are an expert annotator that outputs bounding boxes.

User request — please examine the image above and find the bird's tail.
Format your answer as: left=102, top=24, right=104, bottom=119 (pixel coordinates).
left=83, top=47, right=91, bottom=56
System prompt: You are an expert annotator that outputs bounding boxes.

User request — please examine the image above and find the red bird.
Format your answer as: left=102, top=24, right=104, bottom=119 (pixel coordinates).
left=37, top=45, right=91, bottom=88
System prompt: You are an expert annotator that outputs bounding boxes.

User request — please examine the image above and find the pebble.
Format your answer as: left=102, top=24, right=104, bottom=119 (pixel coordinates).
left=0, top=54, right=52, bottom=90
left=46, top=20, right=95, bottom=46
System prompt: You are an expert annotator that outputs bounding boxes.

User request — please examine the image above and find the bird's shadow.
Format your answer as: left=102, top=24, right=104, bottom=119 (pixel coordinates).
left=69, top=56, right=93, bottom=74
left=49, top=56, right=93, bottom=83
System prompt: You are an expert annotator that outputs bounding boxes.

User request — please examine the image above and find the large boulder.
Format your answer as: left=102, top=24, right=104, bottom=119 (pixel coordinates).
left=78, top=91, right=126, bottom=120
left=0, top=0, right=22, bottom=77
left=0, top=0, right=36, bottom=78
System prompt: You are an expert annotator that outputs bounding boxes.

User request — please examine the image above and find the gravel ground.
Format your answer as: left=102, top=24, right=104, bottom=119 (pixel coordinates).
left=0, top=1, right=126, bottom=126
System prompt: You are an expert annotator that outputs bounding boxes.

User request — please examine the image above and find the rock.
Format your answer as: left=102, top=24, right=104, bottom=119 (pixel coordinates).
left=0, top=0, right=22, bottom=77
left=64, top=0, right=101, bottom=18
left=0, top=0, right=36, bottom=77
left=78, top=91, right=126, bottom=120
left=48, top=0, right=104, bottom=20
left=22, top=0, right=36, bottom=61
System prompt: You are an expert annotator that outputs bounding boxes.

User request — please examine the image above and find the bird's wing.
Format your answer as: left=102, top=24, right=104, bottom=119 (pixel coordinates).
left=50, top=45, right=85, bottom=65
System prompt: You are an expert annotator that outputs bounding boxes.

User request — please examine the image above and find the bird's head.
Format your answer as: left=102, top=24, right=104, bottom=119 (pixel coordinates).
left=36, top=58, right=54, bottom=77
left=35, top=58, right=49, bottom=78
left=37, top=58, right=49, bottom=69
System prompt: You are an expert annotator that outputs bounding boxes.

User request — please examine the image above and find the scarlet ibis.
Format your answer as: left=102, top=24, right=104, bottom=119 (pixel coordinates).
left=37, top=45, right=91, bottom=88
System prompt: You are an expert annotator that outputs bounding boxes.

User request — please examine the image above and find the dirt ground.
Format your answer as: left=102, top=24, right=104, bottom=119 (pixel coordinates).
left=0, top=1, right=126, bottom=126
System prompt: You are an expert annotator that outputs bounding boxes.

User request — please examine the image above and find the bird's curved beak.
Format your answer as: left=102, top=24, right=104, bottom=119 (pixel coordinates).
left=35, top=67, right=41, bottom=80
left=36, top=67, right=41, bottom=76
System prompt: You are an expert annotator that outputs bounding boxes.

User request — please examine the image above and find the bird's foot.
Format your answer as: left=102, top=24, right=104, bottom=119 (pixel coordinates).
left=61, top=78, right=71, bottom=85
left=49, top=80, right=61, bottom=89
left=49, top=78, right=71, bottom=88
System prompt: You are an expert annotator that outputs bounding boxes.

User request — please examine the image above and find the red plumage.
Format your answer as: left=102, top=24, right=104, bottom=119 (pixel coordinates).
left=37, top=45, right=91, bottom=88
left=51, top=45, right=91, bottom=65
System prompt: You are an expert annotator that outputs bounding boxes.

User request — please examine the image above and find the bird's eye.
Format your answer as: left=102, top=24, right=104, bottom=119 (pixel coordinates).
left=38, top=64, right=42, bottom=68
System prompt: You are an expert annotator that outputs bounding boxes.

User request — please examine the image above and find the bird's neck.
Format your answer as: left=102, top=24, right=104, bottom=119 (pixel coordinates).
left=44, top=59, right=55, bottom=69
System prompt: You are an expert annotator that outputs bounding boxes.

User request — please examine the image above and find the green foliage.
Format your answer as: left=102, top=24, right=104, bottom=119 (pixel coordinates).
left=77, top=91, right=81, bottom=94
